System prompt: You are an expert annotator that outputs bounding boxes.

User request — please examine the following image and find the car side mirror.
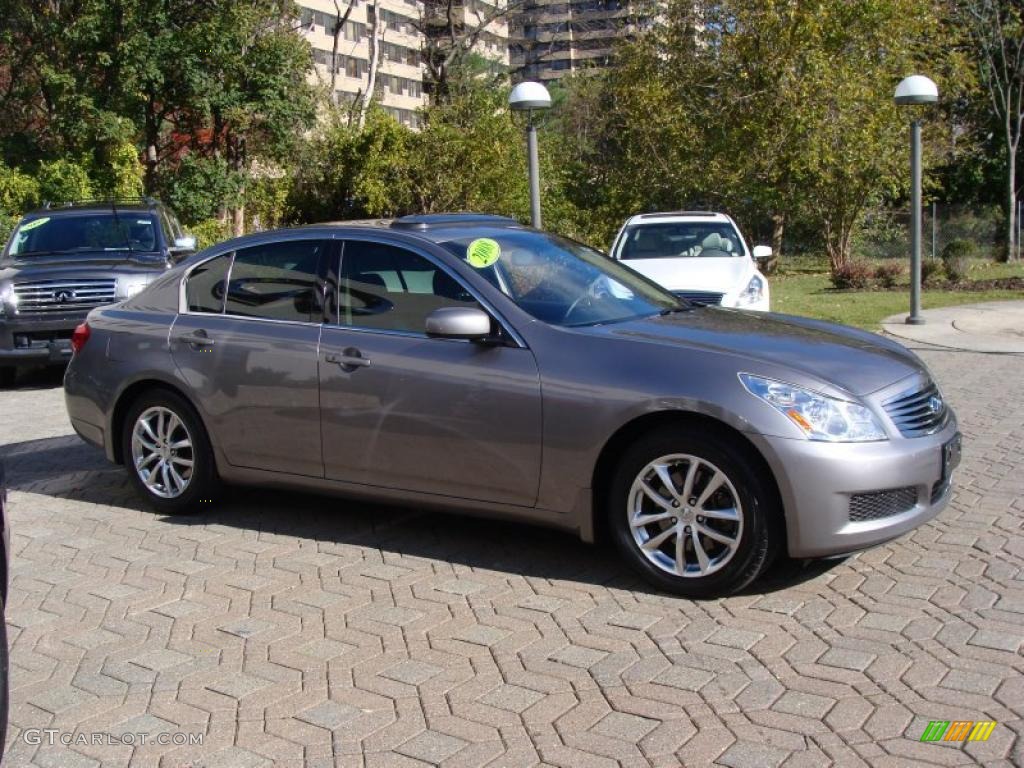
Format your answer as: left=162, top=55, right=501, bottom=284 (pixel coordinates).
left=752, top=245, right=773, bottom=261
left=169, top=235, right=197, bottom=261
left=425, top=307, right=494, bottom=341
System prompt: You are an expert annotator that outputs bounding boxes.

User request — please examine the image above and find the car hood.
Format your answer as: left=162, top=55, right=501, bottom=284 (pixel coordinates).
left=620, top=256, right=753, bottom=292
left=590, top=307, right=922, bottom=396
left=0, top=251, right=167, bottom=282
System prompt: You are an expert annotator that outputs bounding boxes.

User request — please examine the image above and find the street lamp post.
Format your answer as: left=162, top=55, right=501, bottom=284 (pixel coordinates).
left=894, top=75, right=938, bottom=326
left=509, top=81, right=552, bottom=229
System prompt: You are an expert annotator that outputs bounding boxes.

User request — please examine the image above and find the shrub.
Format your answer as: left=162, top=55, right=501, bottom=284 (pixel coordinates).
left=874, top=261, right=903, bottom=288
left=830, top=261, right=873, bottom=289
left=943, top=256, right=968, bottom=283
left=941, top=238, right=976, bottom=261
left=186, top=218, right=231, bottom=250
left=921, top=258, right=943, bottom=286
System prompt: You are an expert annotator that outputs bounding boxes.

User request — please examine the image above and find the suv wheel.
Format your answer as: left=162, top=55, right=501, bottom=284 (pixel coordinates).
left=608, top=426, right=780, bottom=597
left=122, top=390, right=218, bottom=514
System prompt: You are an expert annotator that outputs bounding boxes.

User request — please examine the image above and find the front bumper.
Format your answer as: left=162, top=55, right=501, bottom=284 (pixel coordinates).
left=0, top=314, right=85, bottom=366
left=753, top=414, right=960, bottom=558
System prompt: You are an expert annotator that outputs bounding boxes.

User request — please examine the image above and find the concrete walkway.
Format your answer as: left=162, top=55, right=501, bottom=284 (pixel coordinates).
left=882, top=299, right=1024, bottom=354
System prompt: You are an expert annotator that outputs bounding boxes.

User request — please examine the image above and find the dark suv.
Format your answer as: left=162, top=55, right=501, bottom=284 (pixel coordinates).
left=0, top=198, right=195, bottom=385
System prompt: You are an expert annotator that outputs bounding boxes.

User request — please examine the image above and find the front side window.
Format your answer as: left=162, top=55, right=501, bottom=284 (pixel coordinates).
left=337, top=241, right=477, bottom=333
left=440, top=230, right=680, bottom=327
left=616, top=222, right=746, bottom=260
left=225, top=240, right=324, bottom=323
left=186, top=253, right=231, bottom=314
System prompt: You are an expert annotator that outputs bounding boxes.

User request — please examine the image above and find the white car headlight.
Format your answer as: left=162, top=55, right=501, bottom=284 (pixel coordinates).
left=736, top=274, right=765, bottom=306
left=117, top=276, right=150, bottom=299
left=739, top=374, right=887, bottom=442
left=0, top=282, right=15, bottom=318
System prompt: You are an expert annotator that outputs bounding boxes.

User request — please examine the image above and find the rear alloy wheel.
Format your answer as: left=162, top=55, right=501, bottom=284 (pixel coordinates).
left=609, top=427, right=780, bottom=597
left=123, top=390, right=218, bottom=514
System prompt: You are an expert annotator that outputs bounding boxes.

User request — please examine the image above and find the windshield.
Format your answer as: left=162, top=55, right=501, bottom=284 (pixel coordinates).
left=440, top=230, right=683, bottom=327
left=617, top=222, right=746, bottom=260
left=6, top=213, right=158, bottom=257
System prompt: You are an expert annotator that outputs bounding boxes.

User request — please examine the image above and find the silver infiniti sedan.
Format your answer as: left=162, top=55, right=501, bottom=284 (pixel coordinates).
left=64, top=214, right=961, bottom=596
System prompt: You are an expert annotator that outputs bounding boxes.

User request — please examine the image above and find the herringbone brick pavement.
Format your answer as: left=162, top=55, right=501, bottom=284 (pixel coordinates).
left=0, top=345, right=1021, bottom=767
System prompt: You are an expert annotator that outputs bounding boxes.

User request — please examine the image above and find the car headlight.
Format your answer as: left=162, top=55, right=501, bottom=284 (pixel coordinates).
left=736, top=274, right=765, bottom=306
left=117, top=276, right=150, bottom=299
left=0, top=282, right=15, bottom=318
left=739, top=373, right=887, bottom=442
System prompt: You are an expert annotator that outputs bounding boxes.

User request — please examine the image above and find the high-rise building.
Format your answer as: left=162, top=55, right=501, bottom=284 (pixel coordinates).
left=298, top=0, right=512, bottom=127
left=299, top=0, right=428, bottom=128
left=509, top=0, right=655, bottom=82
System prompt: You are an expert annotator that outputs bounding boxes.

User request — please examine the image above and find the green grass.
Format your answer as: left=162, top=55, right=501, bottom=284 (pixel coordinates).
left=770, top=258, right=1024, bottom=329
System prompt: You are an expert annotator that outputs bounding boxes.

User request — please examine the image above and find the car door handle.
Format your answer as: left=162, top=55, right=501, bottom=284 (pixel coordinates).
left=325, top=351, right=370, bottom=369
left=178, top=330, right=214, bottom=349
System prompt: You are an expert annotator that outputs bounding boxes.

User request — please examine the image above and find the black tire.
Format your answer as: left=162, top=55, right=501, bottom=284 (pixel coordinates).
left=121, top=388, right=219, bottom=515
left=607, top=425, right=781, bottom=598
left=0, top=368, right=16, bottom=388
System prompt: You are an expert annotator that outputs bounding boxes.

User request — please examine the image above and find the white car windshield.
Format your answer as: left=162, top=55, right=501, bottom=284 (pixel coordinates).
left=618, top=222, right=745, bottom=259
left=440, top=230, right=684, bottom=327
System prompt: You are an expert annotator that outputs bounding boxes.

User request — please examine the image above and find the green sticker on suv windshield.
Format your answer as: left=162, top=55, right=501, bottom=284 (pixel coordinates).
left=19, top=217, right=49, bottom=232
left=467, top=238, right=501, bottom=268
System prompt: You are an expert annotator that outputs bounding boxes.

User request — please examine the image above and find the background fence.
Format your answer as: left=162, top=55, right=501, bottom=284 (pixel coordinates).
left=855, top=204, right=1008, bottom=262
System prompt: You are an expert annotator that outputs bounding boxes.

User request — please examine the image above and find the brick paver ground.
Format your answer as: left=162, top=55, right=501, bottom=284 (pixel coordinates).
left=0, top=344, right=1021, bottom=767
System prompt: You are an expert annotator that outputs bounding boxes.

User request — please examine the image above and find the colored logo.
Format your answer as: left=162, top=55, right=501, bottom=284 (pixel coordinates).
left=920, top=721, right=996, bottom=742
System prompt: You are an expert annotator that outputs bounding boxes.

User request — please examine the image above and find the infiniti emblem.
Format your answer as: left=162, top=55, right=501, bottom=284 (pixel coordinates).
left=54, top=289, right=75, bottom=304
left=928, top=395, right=943, bottom=414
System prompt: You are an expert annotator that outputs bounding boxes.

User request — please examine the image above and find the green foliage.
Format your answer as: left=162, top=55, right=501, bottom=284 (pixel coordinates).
left=36, top=159, right=93, bottom=205
left=164, top=156, right=244, bottom=224
left=942, top=238, right=978, bottom=261
left=0, top=163, right=40, bottom=213
left=188, top=218, right=232, bottom=250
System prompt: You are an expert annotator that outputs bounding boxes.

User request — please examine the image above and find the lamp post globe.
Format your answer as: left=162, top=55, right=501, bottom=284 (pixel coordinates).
left=895, top=75, right=938, bottom=326
left=509, top=81, right=552, bottom=229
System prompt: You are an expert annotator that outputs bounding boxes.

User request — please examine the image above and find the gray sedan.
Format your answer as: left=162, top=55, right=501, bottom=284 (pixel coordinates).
left=63, top=214, right=961, bottom=596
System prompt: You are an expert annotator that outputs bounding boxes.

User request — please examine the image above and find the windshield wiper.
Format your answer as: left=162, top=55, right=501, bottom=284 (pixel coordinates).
left=660, top=305, right=694, bottom=316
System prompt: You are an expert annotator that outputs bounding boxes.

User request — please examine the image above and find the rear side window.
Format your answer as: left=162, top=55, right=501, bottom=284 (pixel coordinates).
left=186, top=254, right=231, bottom=313
left=224, top=240, right=324, bottom=323
left=337, top=240, right=477, bottom=333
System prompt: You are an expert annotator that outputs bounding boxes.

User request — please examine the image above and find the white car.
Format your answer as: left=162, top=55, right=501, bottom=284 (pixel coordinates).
left=610, top=211, right=772, bottom=311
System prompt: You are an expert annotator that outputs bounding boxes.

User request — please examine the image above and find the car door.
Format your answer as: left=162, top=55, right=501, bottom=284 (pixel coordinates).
left=171, top=238, right=329, bottom=477
left=319, top=238, right=543, bottom=506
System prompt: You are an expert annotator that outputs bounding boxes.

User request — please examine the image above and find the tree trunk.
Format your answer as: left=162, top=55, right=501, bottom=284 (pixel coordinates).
left=358, top=1, right=382, bottom=129
left=762, top=212, right=784, bottom=274
left=1006, top=141, right=1017, bottom=262
left=232, top=205, right=245, bottom=237
left=330, top=0, right=356, bottom=98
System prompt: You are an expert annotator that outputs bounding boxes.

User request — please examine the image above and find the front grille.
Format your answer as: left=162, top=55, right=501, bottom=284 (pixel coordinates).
left=12, top=278, right=117, bottom=314
left=882, top=381, right=949, bottom=437
left=849, top=487, right=918, bottom=522
left=674, top=290, right=724, bottom=306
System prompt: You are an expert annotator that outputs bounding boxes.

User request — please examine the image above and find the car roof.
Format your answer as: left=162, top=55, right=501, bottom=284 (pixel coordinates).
left=623, top=211, right=733, bottom=225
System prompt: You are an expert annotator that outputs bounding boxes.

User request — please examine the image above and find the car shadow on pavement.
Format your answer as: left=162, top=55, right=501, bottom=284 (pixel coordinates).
left=0, top=432, right=845, bottom=597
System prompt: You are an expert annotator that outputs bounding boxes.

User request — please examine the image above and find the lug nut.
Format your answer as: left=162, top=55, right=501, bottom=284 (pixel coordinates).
left=696, top=516, right=704, bottom=523
left=672, top=500, right=680, bottom=508
left=689, top=497, right=697, bottom=505
left=684, top=526, right=691, bottom=534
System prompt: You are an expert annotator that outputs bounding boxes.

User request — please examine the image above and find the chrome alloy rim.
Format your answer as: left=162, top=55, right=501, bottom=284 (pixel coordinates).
left=130, top=406, right=194, bottom=499
left=627, top=454, right=744, bottom=578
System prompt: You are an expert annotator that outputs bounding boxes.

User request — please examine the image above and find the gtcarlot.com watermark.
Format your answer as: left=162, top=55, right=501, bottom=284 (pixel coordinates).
left=23, top=729, right=203, bottom=747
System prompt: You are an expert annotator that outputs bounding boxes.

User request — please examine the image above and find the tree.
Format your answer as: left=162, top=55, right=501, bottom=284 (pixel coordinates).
left=956, top=0, right=1024, bottom=261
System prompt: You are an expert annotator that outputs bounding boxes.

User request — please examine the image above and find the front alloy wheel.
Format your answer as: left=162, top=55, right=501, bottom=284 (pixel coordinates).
left=628, top=454, right=743, bottom=578
left=608, top=426, right=779, bottom=597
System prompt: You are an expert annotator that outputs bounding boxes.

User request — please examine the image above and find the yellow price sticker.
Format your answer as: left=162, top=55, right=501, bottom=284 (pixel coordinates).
left=19, top=217, right=49, bottom=232
left=466, top=238, right=501, bottom=269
